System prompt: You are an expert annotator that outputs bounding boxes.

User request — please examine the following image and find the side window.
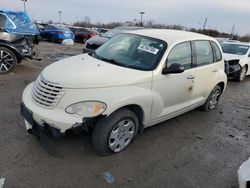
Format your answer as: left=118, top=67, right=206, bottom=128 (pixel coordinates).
left=211, top=41, right=222, bottom=62
left=0, top=14, right=7, bottom=28
left=167, top=42, right=192, bottom=69
left=194, top=41, right=213, bottom=66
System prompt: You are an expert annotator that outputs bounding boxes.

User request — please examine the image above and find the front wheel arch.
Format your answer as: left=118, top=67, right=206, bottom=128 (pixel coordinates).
left=106, top=104, right=145, bottom=133
left=92, top=108, right=139, bottom=155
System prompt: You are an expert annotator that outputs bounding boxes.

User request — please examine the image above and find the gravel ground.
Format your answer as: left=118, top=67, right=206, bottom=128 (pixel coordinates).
left=0, top=42, right=250, bottom=188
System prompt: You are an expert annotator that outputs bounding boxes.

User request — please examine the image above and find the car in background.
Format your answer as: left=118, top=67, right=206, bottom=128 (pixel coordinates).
left=0, top=9, right=39, bottom=74
left=95, top=28, right=109, bottom=34
left=84, top=26, right=143, bottom=52
left=70, top=27, right=99, bottom=43
left=40, top=25, right=74, bottom=43
left=21, top=29, right=227, bottom=155
left=222, top=41, right=250, bottom=81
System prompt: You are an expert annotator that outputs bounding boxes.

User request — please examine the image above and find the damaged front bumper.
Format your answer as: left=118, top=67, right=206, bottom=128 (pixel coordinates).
left=225, top=60, right=242, bottom=75
left=21, top=83, right=92, bottom=135
left=21, top=101, right=98, bottom=155
left=21, top=102, right=68, bottom=137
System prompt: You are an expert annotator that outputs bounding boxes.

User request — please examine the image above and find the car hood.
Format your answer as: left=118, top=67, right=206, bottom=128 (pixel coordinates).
left=86, top=36, right=109, bottom=45
left=41, top=54, right=152, bottom=89
left=224, top=53, right=246, bottom=61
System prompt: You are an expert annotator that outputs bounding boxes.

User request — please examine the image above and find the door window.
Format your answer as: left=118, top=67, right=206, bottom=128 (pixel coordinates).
left=194, top=41, right=213, bottom=66
left=167, top=42, right=192, bottom=69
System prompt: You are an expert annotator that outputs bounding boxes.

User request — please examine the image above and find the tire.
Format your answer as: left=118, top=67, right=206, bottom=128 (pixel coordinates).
left=201, top=85, right=222, bottom=111
left=235, top=65, right=247, bottom=82
left=92, top=108, right=139, bottom=155
left=0, top=47, right=17, bottom=74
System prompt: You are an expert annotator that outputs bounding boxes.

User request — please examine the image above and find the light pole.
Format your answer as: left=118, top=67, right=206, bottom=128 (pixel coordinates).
left=139, top=11, right=145, bottom=26
left=58, top=11, right=62, bottom=27
left=21, top=0, right=27, bottom=12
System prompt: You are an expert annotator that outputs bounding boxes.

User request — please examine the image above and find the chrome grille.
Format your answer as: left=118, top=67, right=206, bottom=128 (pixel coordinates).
left=32, top=76, right=64, bottom=108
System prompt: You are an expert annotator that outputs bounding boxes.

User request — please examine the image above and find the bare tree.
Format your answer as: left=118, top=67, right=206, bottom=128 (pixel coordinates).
left=84, top=16, right=91, bottom=27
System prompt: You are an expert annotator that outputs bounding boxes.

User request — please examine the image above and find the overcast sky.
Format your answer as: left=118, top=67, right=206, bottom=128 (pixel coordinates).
left=2, top=0, right=250, bottom=35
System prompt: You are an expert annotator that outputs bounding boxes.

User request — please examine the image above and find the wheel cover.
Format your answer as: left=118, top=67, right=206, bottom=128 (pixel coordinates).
left=108, top=119, right=135, bottom=152
left=208, top=89, right=221, bottom=110
left=0, top=50, right=14, bottom=73
left=240, top=66, right=247, bottom=81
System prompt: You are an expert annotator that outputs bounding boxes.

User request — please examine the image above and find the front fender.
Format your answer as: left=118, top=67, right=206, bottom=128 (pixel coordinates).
left=59, top=83, right=153, bottom=126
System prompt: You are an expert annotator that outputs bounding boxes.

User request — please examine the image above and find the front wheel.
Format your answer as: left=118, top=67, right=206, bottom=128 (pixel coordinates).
left=92, top=108, right=139, bottom=155
left=0, top=47, right=17, bottom=74
left=235, top=65, right=247, bottom=82
left=201, top=85, right=222, bottom=111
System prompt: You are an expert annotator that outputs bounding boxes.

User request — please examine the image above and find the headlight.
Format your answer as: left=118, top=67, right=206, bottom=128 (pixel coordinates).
left=65, top=101, right=106, bottom=117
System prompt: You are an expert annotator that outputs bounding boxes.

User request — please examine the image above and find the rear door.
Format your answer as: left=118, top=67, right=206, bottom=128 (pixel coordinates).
left=192, top=40, right=221, bottom=101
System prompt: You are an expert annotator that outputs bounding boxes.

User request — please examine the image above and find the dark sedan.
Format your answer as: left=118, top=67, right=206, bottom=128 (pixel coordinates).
left=84, top=26, right=143, bottom=52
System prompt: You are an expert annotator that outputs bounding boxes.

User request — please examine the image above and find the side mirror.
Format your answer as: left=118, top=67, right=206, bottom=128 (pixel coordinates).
left=162, top=63, right=185, bottom=74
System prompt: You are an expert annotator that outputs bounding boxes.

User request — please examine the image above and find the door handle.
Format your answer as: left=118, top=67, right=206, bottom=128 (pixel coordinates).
left=212, top=69, right=218, bottom=72
left=187, top=75, right=196, bottom=79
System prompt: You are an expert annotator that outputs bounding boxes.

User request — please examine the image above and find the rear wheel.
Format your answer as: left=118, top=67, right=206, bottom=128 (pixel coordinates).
left=92, top=108, right=139, bottom=155
left=235, top=65, right=247, bottom=82
left=201, top=85, right=221, bottom=111
left=0, top=47, right=17, bottom=74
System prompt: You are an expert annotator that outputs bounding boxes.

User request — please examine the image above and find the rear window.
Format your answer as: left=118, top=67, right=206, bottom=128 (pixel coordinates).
left=211, top=41, right=222, bottom=62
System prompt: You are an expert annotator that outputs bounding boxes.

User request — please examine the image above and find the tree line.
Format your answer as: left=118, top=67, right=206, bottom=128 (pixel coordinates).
left=46, top=16, right=250, bottom=42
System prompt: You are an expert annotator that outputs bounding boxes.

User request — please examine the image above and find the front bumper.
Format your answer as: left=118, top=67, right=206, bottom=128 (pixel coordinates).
left=21, top=83, right=84, bottom=134
left=21, top=102, right=64, bottom=137
left=225, top=61, right=241, bottom=75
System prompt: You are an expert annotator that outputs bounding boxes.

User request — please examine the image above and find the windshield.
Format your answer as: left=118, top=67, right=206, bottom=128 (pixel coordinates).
left=222, top=43, right=249, bottom=55
left=93, top=33, right=167, bottom=71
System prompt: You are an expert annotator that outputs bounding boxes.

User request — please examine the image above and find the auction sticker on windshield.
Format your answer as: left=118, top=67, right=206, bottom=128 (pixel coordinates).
left=138, top=44, right=159, bottom=55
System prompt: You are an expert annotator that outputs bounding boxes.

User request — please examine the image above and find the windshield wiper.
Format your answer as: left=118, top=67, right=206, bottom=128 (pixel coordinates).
left=92, top=53, right=133, bottom=68
left=97, top=56, right=119, bottom=65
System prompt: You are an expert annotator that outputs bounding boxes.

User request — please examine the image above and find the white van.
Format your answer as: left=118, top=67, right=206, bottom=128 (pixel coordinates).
left=21, top=29, right=227, bottom=155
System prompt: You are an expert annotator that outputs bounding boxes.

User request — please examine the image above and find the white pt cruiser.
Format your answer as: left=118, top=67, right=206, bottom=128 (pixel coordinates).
left=21, top=29, right=227, bottom=155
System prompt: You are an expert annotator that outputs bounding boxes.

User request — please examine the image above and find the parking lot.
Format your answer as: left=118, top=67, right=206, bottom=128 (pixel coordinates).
left=0, top=42, right=250, bottom=188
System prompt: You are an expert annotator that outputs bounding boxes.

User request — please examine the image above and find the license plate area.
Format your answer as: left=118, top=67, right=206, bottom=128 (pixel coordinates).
left=21, top=102, right=34, bottom=126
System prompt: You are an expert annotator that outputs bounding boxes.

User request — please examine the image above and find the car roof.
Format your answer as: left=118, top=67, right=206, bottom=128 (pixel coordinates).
left=126, top=29, right=215, bottom=45
left=114, top=26, right=144, bottom=30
